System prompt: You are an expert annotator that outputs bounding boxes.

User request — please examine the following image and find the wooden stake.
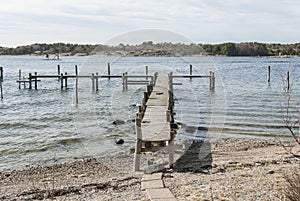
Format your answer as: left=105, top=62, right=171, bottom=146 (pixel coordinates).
left=125, top=72, right=128, bottom=91
left=60, top=73, right=64, bottom=89
left=0, top=80, right=3, bottom=100
left=29, top=73, right=32, bottom=89
left=91, top=73, right=95, bottom=91
left=57, top=65, right=60, bottom=80
left=0, top=67, right=3, bottom=81
left=96, top=73, right=99, bottom=91
left=134, top=112, right=142, bottom=172
left=189, top=64, right=192, bottom=80
left=287, top=71, right=290, bottom=92
left=145, top=66, right=148, bottom=80
left=75, top=65, right=78, bottom=104
left=64, top=72, right=68, bottom=89
left=268, top=65, right=271, bottom=83
left=18, top=69, right=21, bottom=89
left=108, top=63, right=111, bottom=80
left=34, top=72, right=38, bottom=90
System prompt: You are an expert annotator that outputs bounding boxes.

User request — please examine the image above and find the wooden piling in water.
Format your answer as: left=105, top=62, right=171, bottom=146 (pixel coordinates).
left=0, top=67, right=3, bottom=100
left=60, top=73, right=64, bottom=89
left=108, top=63, right=111, bottom=80
left=209, top=71, right=215, bottom=91
left=0, top=80, right=2, bottom=100
left=0, top=67, right=3, bottom=81
left=125, top=72, right=128, bottom=91
left=64, top=72, right=68, bottom=89
left=96, top=73, right=99, bottom=91
left=287, top=71, right=290, bottom=91
left=145, top=66, right=148, bottom=80
left=18, top=69, right=21, bottom=89
left=268, top=65, right=271, bottom=83
left=189, top=64, right=193, bottom=80
left=91, top=73, right=95, bottom=91
left=34, top=72, right=38, bottom=90
left=75, top=65, right=78, bottom=104
left=29, top=73, right=32, bottom=89
left=57, top=65, right=60, bottom=79
left=134, top=112, right=142, bottom=171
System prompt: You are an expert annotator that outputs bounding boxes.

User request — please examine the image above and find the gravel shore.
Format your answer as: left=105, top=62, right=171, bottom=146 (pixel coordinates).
left=1, top=138, right=299, bottom=200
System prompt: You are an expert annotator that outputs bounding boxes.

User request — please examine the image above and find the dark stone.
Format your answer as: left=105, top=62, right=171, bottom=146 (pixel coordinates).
left=112, top=119, right=125, bottom=125
left=171, top=123, right=178, bottom=129
left=115, top=138, right=124, bottom=145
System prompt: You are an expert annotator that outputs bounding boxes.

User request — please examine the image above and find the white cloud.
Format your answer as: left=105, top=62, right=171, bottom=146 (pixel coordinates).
left=0, top=0, right=300, bottom=47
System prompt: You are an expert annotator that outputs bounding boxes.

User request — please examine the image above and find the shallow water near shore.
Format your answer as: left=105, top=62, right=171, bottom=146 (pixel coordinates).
left=0, top=55, right=299, bottom=171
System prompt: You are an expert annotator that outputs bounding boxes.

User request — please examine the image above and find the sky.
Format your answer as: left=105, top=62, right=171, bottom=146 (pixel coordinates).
left=1, top=0, right=300, bottom=47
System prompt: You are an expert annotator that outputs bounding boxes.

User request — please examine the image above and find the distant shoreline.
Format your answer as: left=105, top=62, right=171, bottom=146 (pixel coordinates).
left=1, top=42, right=300, bottom=57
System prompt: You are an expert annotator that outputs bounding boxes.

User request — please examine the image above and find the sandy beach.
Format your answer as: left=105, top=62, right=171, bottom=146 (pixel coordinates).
left=1, top=138, right=299, bottom=200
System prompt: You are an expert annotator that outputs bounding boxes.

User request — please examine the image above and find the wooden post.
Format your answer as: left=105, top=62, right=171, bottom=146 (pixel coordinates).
left=60, top=73, right=64, bottom=89
left=145, top=66, right=148, bottom=80
left=267, top=65, right=271, bottom=83
left=0, top=67, right=3, bottom=81
left=134, top=112, right=142, bottom=172
left=168, top=138, right=174, bottom=168
left=287, top=71, right=290, bottom=92
left=34, top=72, right=37, bottom=90
left=0, top=67, right=3, bottom=100
left=108, top=63, right=111, bottom=80
left=75, top=65, right=78, bottom=104
left=125, top=72, right=128, bottom=91
left=64, top=72, right=68, bottom=89
left=0, top=80, right=2, bottom=100
left=122, top=73, right=125, bottom=91
left=146, top=84, right=151, bottom=96
left=91, top=73, right=95, bottom=91
left=209, top=71, right=215, bottom=91
left=96, top=73, right=99, bottom=91
left=144, top=91, right=148, bottom=103
left=18, top=69, right=21, bottom=89
left=211, top=72, right=215, bottom=91
left=29, top=73, right=32, bottom=89
left=189, top=64, right=192, bottom=80
left=57, top=65, right=60, bottom=79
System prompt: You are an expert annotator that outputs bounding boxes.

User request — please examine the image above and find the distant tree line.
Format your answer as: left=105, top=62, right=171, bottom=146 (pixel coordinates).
left=0, top=41, right=299, bottom=56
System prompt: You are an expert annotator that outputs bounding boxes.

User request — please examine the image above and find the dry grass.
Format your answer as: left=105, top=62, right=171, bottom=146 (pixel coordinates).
left=284, top=169, right=300, bottom=201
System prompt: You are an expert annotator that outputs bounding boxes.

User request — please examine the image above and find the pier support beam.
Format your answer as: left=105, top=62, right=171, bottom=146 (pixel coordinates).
left=209, top=71, right=215, bottom=91
left=268, top=65, right=271, bottom=83
left=18, top=69, right=21, bottom=89
left=91, top=73, right=95, bottom=91
left=145, top=66, right=148, bottom=80
left=0, top=67, right=3, bottom=100
left=108, top=63, right=111, bottom=80
left=60, top=73, right=64, bottom=89
left=0, top=66, right=3, bottom=81
left=34, top=72, right=38, bottom=90
left=64, top=72, right=68, bottom=89
left=29, top=73, right=32, bottom=89
left=96, top=73, right=99, bottom=91
left=134, top=113, right=142, bottom=172
left=75, top=65, right=78, bottom=104
left=57, top=65, right=60, bottom=80
left=189, top=64, right=192, bottom=80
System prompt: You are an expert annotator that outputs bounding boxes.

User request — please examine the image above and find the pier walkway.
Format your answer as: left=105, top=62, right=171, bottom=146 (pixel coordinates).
left=134, top=73, right=175, bottom=172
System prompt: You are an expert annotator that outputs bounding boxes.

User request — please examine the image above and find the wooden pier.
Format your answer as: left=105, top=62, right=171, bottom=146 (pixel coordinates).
left=16, top=64, right=215, bottom=91
left=134, top=73, right=176, bottom=171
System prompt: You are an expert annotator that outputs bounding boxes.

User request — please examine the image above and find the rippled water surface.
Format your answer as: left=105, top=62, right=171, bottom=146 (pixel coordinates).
left=0, top=55, right=299, bottom=170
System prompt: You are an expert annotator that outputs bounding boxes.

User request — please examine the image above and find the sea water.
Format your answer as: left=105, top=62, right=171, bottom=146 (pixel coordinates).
left=0, top=55, right=299, bottom=171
